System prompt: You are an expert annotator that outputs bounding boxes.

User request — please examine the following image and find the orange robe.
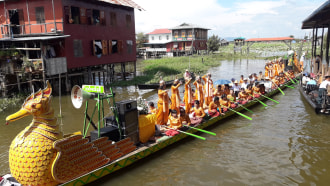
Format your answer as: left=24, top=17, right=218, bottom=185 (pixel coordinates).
left=193, top=81, right=204, bottom=107
left=208, top=101, right=222, bottom=114
left=227, top=94, right=236, bottom=102
left=239, top=78, right=244, bottom=84
left=220, top=99, right=231, bottom=108
left=202, top=75, right=214, bottom=105
left=252, top=86, right=260, bottom=96
left=170, top=83, right=181, bottom=114
left=168, top=115, right=182, bottom=129
left=239, top=92, right=249, bottom=100
left=192, top=106, right=206, bottom=118
left=245, top=88, right=253, bottom=97
left=213, top=89, right=224, bottom=99
left=273, top=63, right=279, bottom=76
left=149, top=107, right=157, bottom=114
left=156, top=89, right=169, bottom=125
left=184, top=79, right=193, bottom=114
left=265, top=65, right=270, bottom=77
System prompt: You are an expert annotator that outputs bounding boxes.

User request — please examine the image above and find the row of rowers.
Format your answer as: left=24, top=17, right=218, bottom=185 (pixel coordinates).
left=150, top=71, right=295, bottom=129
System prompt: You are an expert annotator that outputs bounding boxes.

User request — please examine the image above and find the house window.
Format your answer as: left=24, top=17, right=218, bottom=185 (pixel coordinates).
left=181, top=31, right=185, bottom=37
left=112, top=40, right=118, bottom=53
left=86, top=9, right=92, bottom=25
left=127, top=40, right=133, bottom=54
left=93, top=40, right=102, bottom=56
left=166, top=35, right=169, bottom=40
left=110, top=12, right=117, bottom=26
left=92, top=9, right=100, bottom=25
left=188, top=31, right=192, bottom=37
left=100, top=11, right=105, bottom=25
left=35, top=7, right=45, bottom=24
left=159, top=36, right=162, bottom=40
left=70, top=6, right=80, bottom=24
left=152, top=36, right=154, bottom=40
left=73, top=40, right=83, bottom=57
left=126, top=15, right=132, bottom=27
left=174, top=31, right=178, bottom=38
left=80, top=8, right=87, bottom=24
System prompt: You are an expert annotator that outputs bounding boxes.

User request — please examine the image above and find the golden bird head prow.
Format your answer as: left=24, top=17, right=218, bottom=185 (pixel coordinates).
left=6, top=81, right=53, bottom=124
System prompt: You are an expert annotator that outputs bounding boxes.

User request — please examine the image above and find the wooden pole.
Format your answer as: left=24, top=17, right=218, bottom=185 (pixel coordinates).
left=326, top=25, right=330, bottom=68
left=320, top=27, right=324, bottom=59
left=16, top=74, right=21, bottom=93
left=311, top=28, right=315, bottom=73
left=314, top=28, right=318, bottom=57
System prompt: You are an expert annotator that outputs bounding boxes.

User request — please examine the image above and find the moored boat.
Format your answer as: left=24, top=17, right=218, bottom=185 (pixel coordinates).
left=60, top=77, right=298, bottom=186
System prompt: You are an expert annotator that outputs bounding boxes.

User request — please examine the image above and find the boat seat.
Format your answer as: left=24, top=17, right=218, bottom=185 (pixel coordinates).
left=306, top=84, right=318, bottom=94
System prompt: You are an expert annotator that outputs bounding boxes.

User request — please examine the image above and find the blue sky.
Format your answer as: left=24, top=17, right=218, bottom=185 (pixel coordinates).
left=134, top=0, right=325, bottom=39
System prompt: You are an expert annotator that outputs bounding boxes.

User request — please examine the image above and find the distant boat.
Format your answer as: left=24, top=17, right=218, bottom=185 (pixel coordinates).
left=138, top=73, right=194, bottom=90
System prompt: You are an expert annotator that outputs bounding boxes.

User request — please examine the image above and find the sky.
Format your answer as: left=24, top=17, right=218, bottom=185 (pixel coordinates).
left=133, top=0, right=325, bottom=39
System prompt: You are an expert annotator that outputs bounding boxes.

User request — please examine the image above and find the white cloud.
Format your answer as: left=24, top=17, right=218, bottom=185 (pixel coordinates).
left=134, top=0, right=325, bottom=38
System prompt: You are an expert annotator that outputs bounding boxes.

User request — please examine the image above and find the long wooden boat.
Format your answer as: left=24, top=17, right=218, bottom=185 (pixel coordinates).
left=60, top=77, right=298, bottom=186
left=298, top=83, right=330, bottom=114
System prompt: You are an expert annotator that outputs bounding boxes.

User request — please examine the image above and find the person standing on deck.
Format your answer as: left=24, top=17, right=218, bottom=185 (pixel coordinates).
left=239, top=75, right=244, bottom=84
left=170, top=78, right=182, bottom=114
left=194, top=76, right=204, bottom=108
left=317, top=73, right=330, bottom=113
left=156, top=80, right=170, bottom=125
left=202, top=73, right=214, bottom=106
left=184, top=77, right=193, bottom=114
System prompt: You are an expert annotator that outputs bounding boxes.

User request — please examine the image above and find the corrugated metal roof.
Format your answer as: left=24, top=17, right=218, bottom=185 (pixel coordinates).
left=170, top=23, right=210, bottom=30
left=245, top=37, right=294, bottom=42
left=0, top=35, right=70, bottom=41
left=301, top=0, right=330, bottom=29
left=97, top=0, right=144, bottom=10
left=146, top=29, right=171, bottom=35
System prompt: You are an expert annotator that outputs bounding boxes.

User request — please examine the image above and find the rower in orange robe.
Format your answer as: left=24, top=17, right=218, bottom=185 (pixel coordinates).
left=180, top=108, right=191, bottom=126
left=208, top=96, right=222, bottom=117
left=252, top=83, right=261, bottom=98
left=239, top=75, right=244, bottom=84
left=202, top=73, right=214, bottom=106
left=184, top=78, right=193, bottom=114
left=223, top=84, right=230, bottom=95
left=227, top=89, right=237, bottom=103
left=193, top=76, right=204, bottom=107
left=245, top=85, right=253, bottom=100
left=170, top=78, right=182, bottom=114
left=213, top=84, right=224, bottom=99
left=168, top=109, right=182, bottom=130
left=190, top=100, right=206, bottom=126
left=238, top=88, right=249, bottom=104
left=156, top=80, right=169, bottom=125
left=148, top=102, right=157, bottom=114
left=220, top=94, right=232, bottom=112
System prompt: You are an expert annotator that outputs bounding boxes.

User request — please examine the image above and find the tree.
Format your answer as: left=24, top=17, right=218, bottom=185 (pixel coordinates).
left=207, top=34, right=220, bottom=53
left=289, top=35, right=294, bottom=38
left=136, top=32, right=147, bottom=49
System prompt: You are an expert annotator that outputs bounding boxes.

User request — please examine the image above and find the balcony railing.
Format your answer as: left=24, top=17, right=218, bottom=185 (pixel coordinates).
left=0, top=21, right=64, bottom=38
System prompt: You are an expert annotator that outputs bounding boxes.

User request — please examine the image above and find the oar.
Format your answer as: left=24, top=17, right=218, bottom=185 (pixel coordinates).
left=273, top=83, right=285, bottom=95
left=254, top=91, right=279, bottom=104
left=283, top=84, right=294, bottom=89
left=286, top=75, right=296, bottom=84
left=183, top=125, right=216, bottom=136
left=220, top=104, right=252, bottom=121
left=236, top=102, right=254, bottom=113
left=247, top=93, right=268, bottom=107
left=164, top=126, right=206, bottom=140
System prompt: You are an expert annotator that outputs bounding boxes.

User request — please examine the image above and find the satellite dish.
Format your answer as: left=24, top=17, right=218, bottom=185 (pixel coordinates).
left=71, top=85, right=96, bottom=109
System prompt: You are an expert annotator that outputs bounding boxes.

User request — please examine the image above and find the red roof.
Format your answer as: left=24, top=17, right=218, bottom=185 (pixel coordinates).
left=245, top=37, right=294, bottom=42
left=147, top=29, right=171, bottom=35
left=98, top=0, right=144, bottom=10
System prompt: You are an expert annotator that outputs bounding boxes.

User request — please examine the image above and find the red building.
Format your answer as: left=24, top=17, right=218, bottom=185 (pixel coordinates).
left=0, top=0, right=142, bottom=95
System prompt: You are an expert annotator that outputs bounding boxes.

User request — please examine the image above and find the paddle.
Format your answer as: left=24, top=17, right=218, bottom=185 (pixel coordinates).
left=183, top=125, right=216, bottom=136
left=164, top=126, right=206, bottom=140
left=220, top=104, right=253, bottom=121
left=283, top=84, right=294, bottom=89
left=254, top=91, right=279, bottom=104
left=247, top=93, right=268, bottom=107
left=236, top=102, right=254, bottom=113
left=272, top=83, right=285, bottom=95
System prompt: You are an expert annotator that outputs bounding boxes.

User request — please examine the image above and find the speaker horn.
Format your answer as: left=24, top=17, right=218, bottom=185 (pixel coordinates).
left=71, top=85, right=95, bottom=109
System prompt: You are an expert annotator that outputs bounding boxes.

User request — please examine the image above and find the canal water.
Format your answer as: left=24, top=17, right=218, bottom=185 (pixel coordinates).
left=1, top=59, right=330, bottom=185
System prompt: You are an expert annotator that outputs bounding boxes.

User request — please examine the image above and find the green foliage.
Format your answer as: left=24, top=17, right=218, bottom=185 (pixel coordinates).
left=0, top=95, right=26, bottom=113
left=207, top=34, right=221, bottom=53
left=136, top=32, right=148, bottom=49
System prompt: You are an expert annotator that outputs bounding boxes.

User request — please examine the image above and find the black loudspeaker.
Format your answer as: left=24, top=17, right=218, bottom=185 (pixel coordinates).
left=114, top=100, right=139, bottom=144
left=90, top=126, right=120, bottom=142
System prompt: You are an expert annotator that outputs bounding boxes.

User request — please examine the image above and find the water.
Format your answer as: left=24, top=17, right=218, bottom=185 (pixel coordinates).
left=1, top=59, right=330, bottom=185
